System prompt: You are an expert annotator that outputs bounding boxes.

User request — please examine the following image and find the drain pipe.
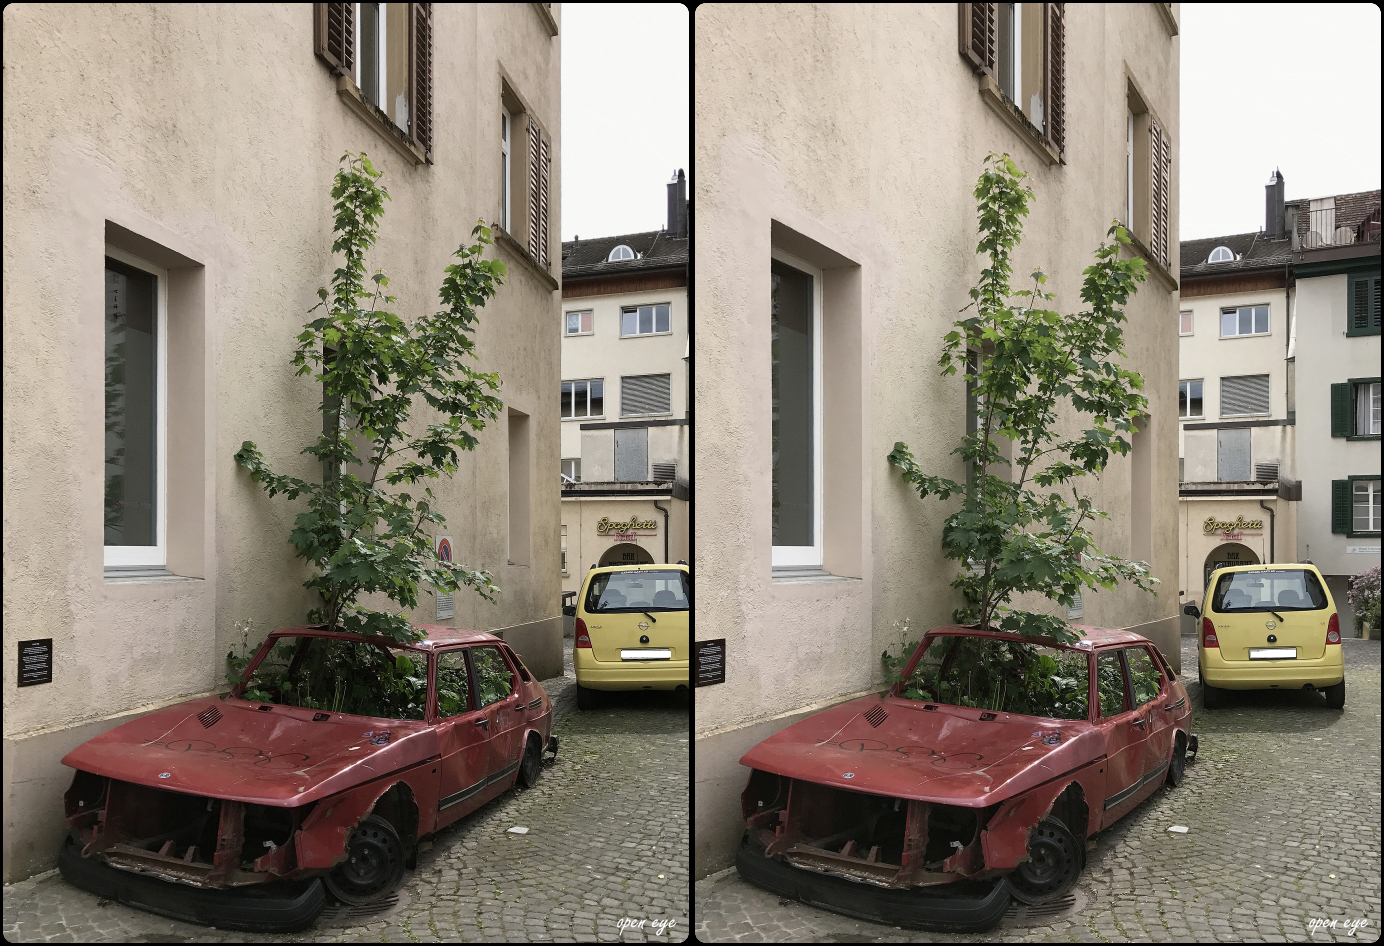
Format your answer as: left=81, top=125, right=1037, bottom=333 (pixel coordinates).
left=1259, top=499, right=1276, bottom=563
left=653, top=500, right=670, bottom=563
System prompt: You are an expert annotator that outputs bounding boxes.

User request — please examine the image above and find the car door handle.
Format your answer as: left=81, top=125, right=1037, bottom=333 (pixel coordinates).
left=1132, top=717, right=1147, bottom=728
left=1164, top=697, right=1185, bottom=711
left=474, top=718, right=489, bottom=728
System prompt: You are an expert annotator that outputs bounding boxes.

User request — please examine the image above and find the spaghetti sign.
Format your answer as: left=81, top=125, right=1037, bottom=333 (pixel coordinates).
left=596, top=516, right=657, bottom=535
left=1203, top=515, right=1263, bottom=540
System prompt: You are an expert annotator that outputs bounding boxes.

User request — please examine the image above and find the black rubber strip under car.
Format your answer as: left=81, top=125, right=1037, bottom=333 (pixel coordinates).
left=736, top=831, right=1012, bottom=933
left=58, top=834, right=326, bottom=933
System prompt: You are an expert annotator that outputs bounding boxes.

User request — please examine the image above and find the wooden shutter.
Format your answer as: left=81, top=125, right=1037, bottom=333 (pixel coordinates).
left=1349, top=274, right=1382, bottom=335
left=410, top=2, right=433, bottom=162
left=538, top=129, right=551, bottom=268
left=1044, top=2, right=1065, bottom=156
left=314, top=2, right=355, bottom=77
left=1149, top=118, right=1172, bottom=269
left=527, top=118, right=542, bottom=260
left=1330, top=382, right=1353, bottom=437
left=1331, top=480, right=1351, bottom=534
left=958, top=3, right=997, bottom=76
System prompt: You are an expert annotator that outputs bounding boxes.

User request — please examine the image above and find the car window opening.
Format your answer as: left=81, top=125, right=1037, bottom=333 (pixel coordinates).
left=1211, top=569, right=1328, bottom=613
left=241, top=635, right=428, bottom=721
left=901, top=636, right=1089, bottom=721
left=583, top=569, right=691, bottom=613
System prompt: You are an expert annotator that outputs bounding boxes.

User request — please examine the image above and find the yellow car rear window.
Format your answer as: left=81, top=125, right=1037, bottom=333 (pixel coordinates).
left=1212, top=569, right=1327, bottom=613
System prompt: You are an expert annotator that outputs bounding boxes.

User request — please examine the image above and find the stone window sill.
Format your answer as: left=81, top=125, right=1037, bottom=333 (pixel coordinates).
left=336, top=77, right=427, bottom=166
left=771, top=567, right=859, bottom=585
left=494, top=226, right=560, bottom=291
left=1123, top=230, right=1179, bottom=292
left=978, top=75, right=1061, bottom=168
left=104, top=567, right=201, bottom=584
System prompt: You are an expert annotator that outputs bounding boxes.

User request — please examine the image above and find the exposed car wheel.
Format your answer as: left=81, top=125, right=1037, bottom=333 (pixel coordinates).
left=1165, top=734, right=1187, bottom=787
left=1009, top=817, right=1084, bottom=905
left=1199, top=666, right=1223, bottom=709
left=324, top=813, right=406, bottom=905
left=518, top=734, right=542, bottom=788
left=1324, top=678, right=1345, bottom=709
left=575, top=682, right=600, bottom=710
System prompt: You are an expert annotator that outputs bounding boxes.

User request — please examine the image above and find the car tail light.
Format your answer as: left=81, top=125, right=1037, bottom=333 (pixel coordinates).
left=1202, top=618, right=1218, bottom=648
left=575, top=618, right=591, bottom=649
left=1326, top=613, right=1341, bottom=645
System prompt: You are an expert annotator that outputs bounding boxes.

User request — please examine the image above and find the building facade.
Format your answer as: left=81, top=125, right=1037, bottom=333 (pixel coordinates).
left=1178, top=175, right=1380, bottom=626
left=2, top=3, right=563, bottom=882
left=559, top=173, right=690, bottom=595
left=693, top=2, right=1183, bottom=875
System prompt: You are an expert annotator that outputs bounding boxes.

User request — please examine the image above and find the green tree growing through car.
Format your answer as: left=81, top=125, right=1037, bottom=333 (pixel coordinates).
left=888, top=153, right=1158, bottom=648
left=235, top=152, right=505, bottom=645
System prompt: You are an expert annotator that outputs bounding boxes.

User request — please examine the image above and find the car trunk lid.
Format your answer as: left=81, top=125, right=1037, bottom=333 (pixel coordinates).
left=1212, top=606, right=1329, bottom=661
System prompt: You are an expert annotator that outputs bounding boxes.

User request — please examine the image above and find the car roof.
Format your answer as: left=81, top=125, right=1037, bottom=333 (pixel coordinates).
left=1207, top=562, right=1322, bottom=575
left=924, top=623, right=1152, bottom=650
left=588, top=563, right=689, bottom=574
left=268, top=625, right=503, bottom=652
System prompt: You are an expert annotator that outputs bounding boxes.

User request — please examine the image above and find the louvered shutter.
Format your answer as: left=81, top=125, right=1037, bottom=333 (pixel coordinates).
left=314, top=2, right=355, bottom=77
left=1330, top=382, right=1353, bottom=437
left=527, top=118, right=542, bottom=260
left=410, top=2, right=433, bottom=162
left=1349, top=275, right=1382, bottom=335
left=620, top=374, right=672, bottom=417
left=1220, top=375, right=1270, bottom=416
left=538, top=129, right=551, bottom=268
left=1331, top=480, right=1351, bottom=534
left=958, top=3, right=997, bottom=76
left=1149, top=119, right=1172, bottom=269
left=1044, top=2, right=1065, bottom=155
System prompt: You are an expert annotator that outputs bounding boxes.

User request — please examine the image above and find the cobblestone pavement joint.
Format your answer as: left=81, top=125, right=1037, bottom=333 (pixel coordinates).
left=3, top=645, right=690, bottom=943
left=695, top=637, right=1382, bottom=943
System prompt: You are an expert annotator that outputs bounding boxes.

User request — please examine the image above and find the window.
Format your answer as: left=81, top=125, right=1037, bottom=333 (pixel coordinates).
left=961, top=3, right=1066, bottom=156
left=104, top=250, right=167, bottom=569
left=1179, top=310, right=1194, bottom=335
left=1124, top=82, right=1172, bottom=268
left=620, top=374, right=672, bottom=417
left=564, top=310, right=593, bottom=336
left=1125, top=648, right=1162, bottom=709
left=771, top=250, right=822, bottom=567
left=1220, top=305, right=1270, bottom=338
left=1220, top=374, right=1270, bottom=417
left=1348, top=271, right=1382, bottom=336
left=313, top=3, right=434, bottom=161
left=435, top=650, right=472, bottom=718
left=1178, top=380, right=1203, bottom=419
left=561, top=379, right=603, bottom=419
left=608, top=244, right=635, bottom=262
left=525, top=114, right=551, bottom=268
left=560, top=524, right=568, bottom=573
left=470, top=646, right=515, bottom=708
left=561, top=458, right=580, bottom=484
left=1096, top=651, right=1127, bottom=718
left=1207, top=246, right=1235, bottom=264
left=1333, top=477, right=1381, bottom=536
left=498, top=81, right=551, bottom=268
left=501, top=108, right=511, bottom=230
left=508, top=409, right=529, bottom=565
left=1330, top=378, right=1382, bottom=439
left=620, top=303, right=671, bottom=336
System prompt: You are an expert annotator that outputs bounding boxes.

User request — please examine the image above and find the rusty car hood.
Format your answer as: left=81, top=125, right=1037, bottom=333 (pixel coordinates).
left=739, top=694, right=1101, bottom=807
left=62, top=698, right=440, bottom=807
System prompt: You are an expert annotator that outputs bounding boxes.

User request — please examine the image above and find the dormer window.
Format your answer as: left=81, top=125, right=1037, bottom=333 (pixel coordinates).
left=608, top=244, right=635, bottom=262
left=1208, top=246, right=1234, bottom=263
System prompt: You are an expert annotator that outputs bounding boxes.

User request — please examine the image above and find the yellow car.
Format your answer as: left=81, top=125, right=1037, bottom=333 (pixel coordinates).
left=573, top=563, right=690, bottom=709
left=1186, top=563, right=1344, bottom=709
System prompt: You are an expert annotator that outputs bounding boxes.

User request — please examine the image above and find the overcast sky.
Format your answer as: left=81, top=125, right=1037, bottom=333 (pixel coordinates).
left=561, top=4, right=689, bottom=241
left=1180, top=3, right=1381, bottom=240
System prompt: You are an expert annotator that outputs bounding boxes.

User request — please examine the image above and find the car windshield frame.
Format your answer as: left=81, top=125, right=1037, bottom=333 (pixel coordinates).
left=583, top=568, right=691, bottom=614
left=1211, top=568, right=1329, bottom=613
left=894, top=631, right=1093, bottom=722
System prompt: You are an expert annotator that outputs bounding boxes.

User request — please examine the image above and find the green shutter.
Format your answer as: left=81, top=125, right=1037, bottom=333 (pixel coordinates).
left=1348, top=274, right=1383, bottom=336
left=1331, top=480, right=1351, bottom=534
left=1330, top=382, right=1352, bottom=437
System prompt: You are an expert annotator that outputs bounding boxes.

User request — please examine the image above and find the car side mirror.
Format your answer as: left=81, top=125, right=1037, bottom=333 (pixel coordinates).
left=1182, top=603, right=1201, bottom=619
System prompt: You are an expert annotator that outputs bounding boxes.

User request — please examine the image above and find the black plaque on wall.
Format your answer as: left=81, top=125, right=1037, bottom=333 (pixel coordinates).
left=18, top=639, right=53, bottom=687
left=693, top=638, right=725, bottom=688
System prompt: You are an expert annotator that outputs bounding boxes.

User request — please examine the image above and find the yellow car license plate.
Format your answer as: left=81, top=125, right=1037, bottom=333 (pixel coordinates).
left=620, top=649, right=672, bottom=661
left=1249, top=647, right=1297, bottom=660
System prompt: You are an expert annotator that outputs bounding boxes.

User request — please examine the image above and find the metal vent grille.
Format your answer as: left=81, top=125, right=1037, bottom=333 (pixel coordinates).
left=652, top=462, right=677, bottom=482
left=863, top=705, right=888, bottom=728
left=196, top=706, right=222, bottom=729
left=620, top=373, right=672, bottom=416
left=318, top=889, right=412, bottom=928
left=1221, top=374, right=1271, bottom=416
left=1255, top=461, right=1280, bottom=482
left=1004, top=889, right=1086, bottom=928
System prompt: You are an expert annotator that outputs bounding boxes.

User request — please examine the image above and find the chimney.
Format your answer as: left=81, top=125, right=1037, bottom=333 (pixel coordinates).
left=1266, top=169, right=1285, bottom=239
left=666, top=169, right=687, bottom=238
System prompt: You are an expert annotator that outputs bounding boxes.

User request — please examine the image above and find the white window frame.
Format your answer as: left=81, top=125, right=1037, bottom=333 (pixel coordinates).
left=1178, top=379, right=1204, bottom=420
left=1126, top=109, right=1134, bottom=231
left=1354, top=479, right=1381, bottom=534
left=353, top=3, right=388, bottom=109
left=770, top=248, right=823, bottom=569
left=564, top=309, right=593, bottom=337
left=560, top=524, right=568, bottom=574
left=103, top=246, right=168, bottom=570
left=608, top=244, right=635, bottom=262
left=560, top=458, right=580, bottom=484
left=1356, top=381, right=1381, bottom=437
left=1207, top=246, right=1235, bottom=264
left=561, top=379, right=603, bottom=420
left=619, top=303, right=672, bottom=338
left=1219, top=304, right=1270, bottom=339
left=501, top=108, right=512, bottom=231
left=1179, top=309, right=1194, bottom=336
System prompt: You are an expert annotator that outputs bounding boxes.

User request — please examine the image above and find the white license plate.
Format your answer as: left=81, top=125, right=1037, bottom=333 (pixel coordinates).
left=620, top=648, right=672, bottom=661
left=1249, top=647, right=1297, bottom=660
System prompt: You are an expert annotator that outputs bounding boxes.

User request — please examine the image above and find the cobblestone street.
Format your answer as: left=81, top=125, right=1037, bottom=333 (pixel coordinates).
left=695, top=637, right=1382, bottom=943
left=3, top=649, right=690, bottom=943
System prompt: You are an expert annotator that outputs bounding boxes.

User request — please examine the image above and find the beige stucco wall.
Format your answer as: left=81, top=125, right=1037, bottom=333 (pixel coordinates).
left=1293, top=273, right=1381, bottom=579
left=693, top=2, right=1180, bottom=876
left=1177, top=495, right=1299, bottom=600
left=560, top=494, right=689, bottom=596
left=2, top=3, right=562, bottom=882
left=1178, top=288, right=1291, bottom=428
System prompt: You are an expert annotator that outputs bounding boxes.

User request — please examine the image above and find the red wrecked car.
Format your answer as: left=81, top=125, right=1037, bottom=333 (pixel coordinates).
left=58, top=625, right=556, bottom=932
left=736, top=625, right=1196, bottom=931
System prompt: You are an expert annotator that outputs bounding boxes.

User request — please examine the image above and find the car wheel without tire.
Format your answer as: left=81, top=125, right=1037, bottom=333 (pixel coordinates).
left=518, top=734, right=542, bottom=788
left=575, top=682, right=600, bottom=710
left=323, top=813, right=406, bottom=905
left=1166, top=735, right=1187, bottom=787
left=1009, top=817, right=1084, bottom=905
left=1324, top=677, right=1345, bottom=709
left=1199, top=666, right=1223, bottom=709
